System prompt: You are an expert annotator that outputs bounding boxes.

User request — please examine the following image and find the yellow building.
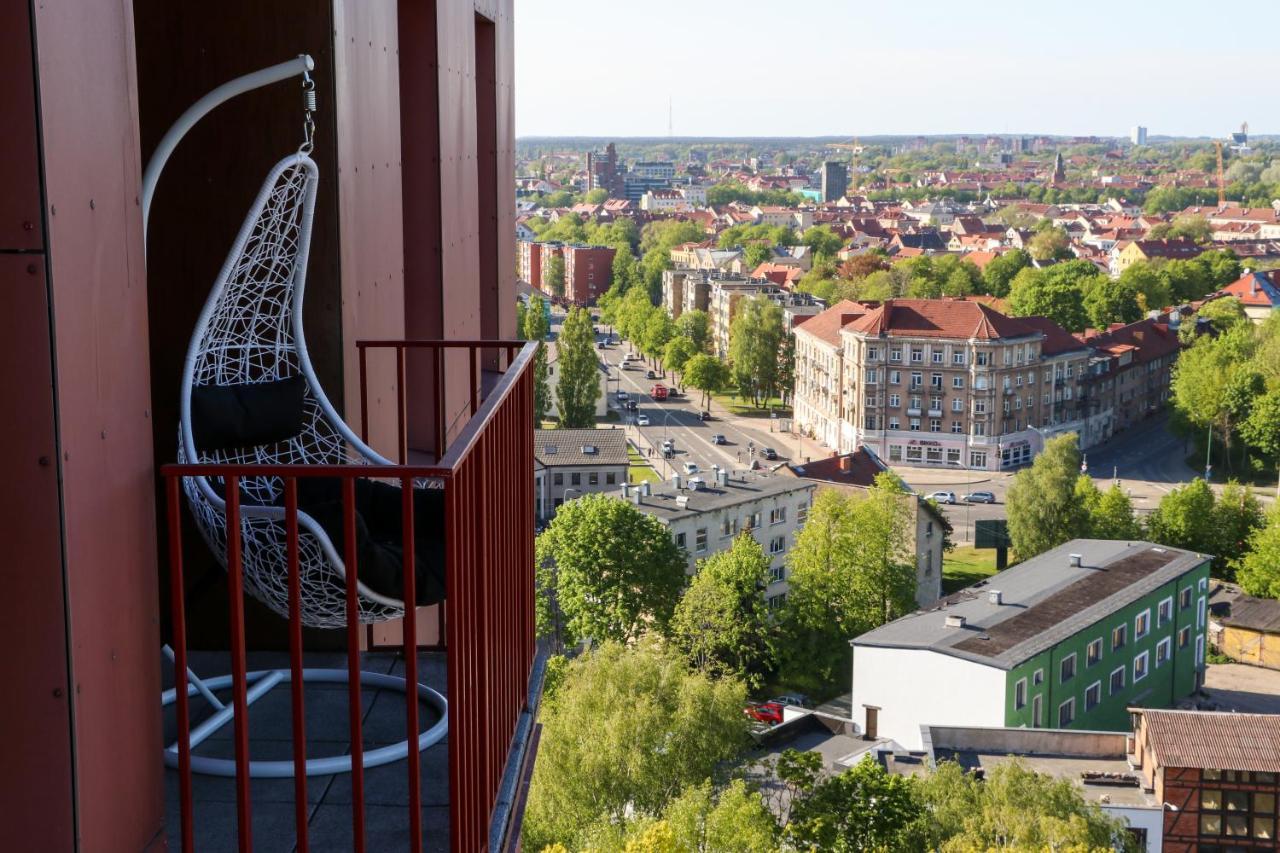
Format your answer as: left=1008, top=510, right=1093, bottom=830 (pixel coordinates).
left=1209, top=584, right=1280, bottom=670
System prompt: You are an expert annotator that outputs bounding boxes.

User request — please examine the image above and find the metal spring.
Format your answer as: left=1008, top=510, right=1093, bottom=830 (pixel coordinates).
left=304, top=87, right=317, bottom=113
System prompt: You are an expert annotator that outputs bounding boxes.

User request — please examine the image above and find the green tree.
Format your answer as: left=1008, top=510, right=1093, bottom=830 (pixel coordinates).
left=642, top=310, right=676, bottom=367
left=909, top=760, right=1139, bottom=853
left=1212, top=481, right=1266, bottom=569
left=1171, top=327, right=1257, bottom=474
left=742, top=242, right=773, bottom=270
left=1027, top=224, right=1070, bottom=261
left=1148, top=214, right=1212, bottom=244
left=1145, top=478, right=1217, bottom=555
left=1008, top=267, right=1090, bottom=332
left=784, top=476, right=916, bottom=689
left=1089, top=483, right=1142, bottom=541
left=1117, top=262, right=1172, bottom=313
left=522, top=640, right=749, bottom=851
left=542, top=252, right=566, bottom=297
left=728, top=297, right=785, bottom=406
left=1083, top=276, right=1142, bottom=330
left=682, top=353, right=729, bottom=409
left=524, top=294, right=551, bottom=424
left=555, top=307, right=602, bottom=428
left=1198, top=296, right=1248, bottom=333
left=596, top=779, right=777, bottom=853
left=662, top=336, right=697, bottom=387
left=1241, top=388, right=1280, bottom=497
left=1006, top=434, right=1089, bottom=559
left=535, top=494, right=686, bottom=645
left=612, top=247, right=641, bottom=295
left=801, top=224, right=844, bottom=260
left=674, top=309, right=712, bottom=353
left=786, top=756, right=922, bottom=853
left=583, top=187, right=609, bottom=204
left=671, top=534, right=775, bottom=690
left=1237, top=505, right=1280, bottom=599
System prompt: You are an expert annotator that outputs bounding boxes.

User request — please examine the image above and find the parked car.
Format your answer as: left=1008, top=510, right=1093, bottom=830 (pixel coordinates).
left=596, top=341, right=607, bottom=349
left=711, top=433, right=727, bottom=445
left=927, top=491, right=958, bottom=504
left=699, top=410, right=712, bottom=421
left=963, top=491, right=997, bottom=504
left=770, top=693, right=812, bottom=709
left=615, top=389, right=629, bottom=401
left=636, top=414, right=650, bottom=426
left=744, top=702, right=784, bottom=726
left=645, top=369, right=656, bottom=380
left=683, top=461, right=699, bottom=475
left=761, top=447, right=778, bottom=460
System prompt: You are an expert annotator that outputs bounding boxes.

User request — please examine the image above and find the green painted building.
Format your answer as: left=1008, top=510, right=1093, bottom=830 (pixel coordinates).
left=851, top=540, right=1210, bottom=750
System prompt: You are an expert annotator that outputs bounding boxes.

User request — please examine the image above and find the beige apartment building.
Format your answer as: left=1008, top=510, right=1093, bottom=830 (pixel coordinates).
left=794, top=299, right=1090, bottom=471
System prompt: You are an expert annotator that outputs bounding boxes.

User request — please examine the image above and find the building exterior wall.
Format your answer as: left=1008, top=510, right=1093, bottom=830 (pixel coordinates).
left=519, top=239, right=543, bottom=286
left=562, top=244, right=615, bottom=305
left=793, top=327, right=844, bottom=450
left=851, top=647, right=1007, bottom=750
left=1003, top=560, right=1210, bottom=732
left=662, top=268, right=687, bottom=320
left=1219, top=625, right=1280, bottom=670
left=646, top=483, right=815, bottom=606
left=536, top=464, right=628, bottom=520
left=1159, top=766, right=1280, bottom=852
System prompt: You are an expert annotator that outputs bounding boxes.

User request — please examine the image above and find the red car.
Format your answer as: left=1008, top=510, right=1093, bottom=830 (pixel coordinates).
left=744, top=701, right=784, bottom=726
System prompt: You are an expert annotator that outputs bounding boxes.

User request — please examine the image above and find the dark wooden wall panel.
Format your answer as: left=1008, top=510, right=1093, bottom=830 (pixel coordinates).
left=491, top=0, right=517, bottom=340
left=30, top=0, right=165, bottom=847
left=475, top=12, right=499, bottom=343
left=0, top=7, right=43, bottom=250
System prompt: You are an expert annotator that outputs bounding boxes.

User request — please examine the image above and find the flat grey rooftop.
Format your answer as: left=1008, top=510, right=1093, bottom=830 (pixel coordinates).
left=627, top=474, right=813, bottom=522
left=853, top=540, right=1207, bottom=670
left=930, top=749, right=1156, bottom=808
left=163, top=650, right=448, bottom=853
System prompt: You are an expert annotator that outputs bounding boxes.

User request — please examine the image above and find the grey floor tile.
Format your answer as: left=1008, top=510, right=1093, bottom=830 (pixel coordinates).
left=305, top=803, right=449, bottom=853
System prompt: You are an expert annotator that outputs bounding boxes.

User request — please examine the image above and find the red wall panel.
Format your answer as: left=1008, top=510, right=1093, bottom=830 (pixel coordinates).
left=29, top=0, right=165, bottom=848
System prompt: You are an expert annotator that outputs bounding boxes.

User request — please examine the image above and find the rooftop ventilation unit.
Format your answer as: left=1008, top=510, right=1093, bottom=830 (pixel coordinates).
left=988, top=590, right=1003, bottom=605
left=945, top=614, right=967, bottom=629
left=1069, top=553, right=1083, bottom=567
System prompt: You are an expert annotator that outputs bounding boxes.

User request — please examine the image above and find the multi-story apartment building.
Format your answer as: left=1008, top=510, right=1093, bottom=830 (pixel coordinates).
left=820, top=160, right=849, bottom=203
left=1, top=2, right=540, bottom=850
left=794, top=299, right=1090, bottom=471
left=534, top=429, right=629, bottom=520
left=662, top=268, right=692, bottom=320
left=1079, top=317, right=1181, bottom=442
left=852, top=540, right=1211, bottom=750
left=625, top=472, right=816, bottom=609
left=561, top=243, right=616, bottom=305
left=1132, top=708, right=1280, bottom=851
left=705, top=276, right=821, bottom=358
left=518, top=237, right=545, bottom=286
left=632, top=160, right=677, bottom=181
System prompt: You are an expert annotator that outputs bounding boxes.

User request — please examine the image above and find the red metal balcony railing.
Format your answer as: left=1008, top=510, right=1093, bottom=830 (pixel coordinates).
left=162, top=339, right=539, bottom=853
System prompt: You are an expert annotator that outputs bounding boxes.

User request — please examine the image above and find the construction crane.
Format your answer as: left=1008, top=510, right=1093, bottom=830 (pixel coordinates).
left=826, top=136, right=863, bottom=174
left=1214, top=140, right=1226, bottom=207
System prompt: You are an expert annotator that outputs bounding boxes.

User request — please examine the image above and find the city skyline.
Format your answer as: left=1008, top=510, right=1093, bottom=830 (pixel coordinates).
left=516, top=0, right=1278, bottom=139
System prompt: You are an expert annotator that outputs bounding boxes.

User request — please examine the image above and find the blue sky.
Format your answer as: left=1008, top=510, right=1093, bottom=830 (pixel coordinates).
left=515, top=0, right=1278, bottom=138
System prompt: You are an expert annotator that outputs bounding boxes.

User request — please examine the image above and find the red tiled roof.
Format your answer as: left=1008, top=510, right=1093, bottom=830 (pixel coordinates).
left=1078, top=317, right=1180, bottom=363
left=1141, top=710, right=1280, bottom=772
left=843, top=299, right=1037, bottom=341
left=1015, top=316, right=1087, bottom=355
left=1216, top=270, right=1280, bottom=308
left=786, top=448, right=885, bottom=488
left=794, top=299, right=866, bottom=347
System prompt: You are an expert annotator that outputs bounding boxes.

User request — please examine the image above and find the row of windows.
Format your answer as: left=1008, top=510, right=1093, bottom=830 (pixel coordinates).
left=682, top=502, right=809, bottom=555
left=1199, top=789, right=1276, bottom=841
left=550, top=470, right=617, bottom=487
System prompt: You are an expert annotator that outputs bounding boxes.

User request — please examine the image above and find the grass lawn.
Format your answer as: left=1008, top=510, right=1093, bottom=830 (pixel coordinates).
left=709, top=391, right=792, bottom=419
left=942, top=545, right=1000, bottom=594
left=627, top=446, right=660, bottom=484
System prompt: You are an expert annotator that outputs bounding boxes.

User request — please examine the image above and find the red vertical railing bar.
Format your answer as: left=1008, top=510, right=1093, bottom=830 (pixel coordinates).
left=400, top=477, right=423, bottom=850
left=342, top=478, right=367, bottom=853
left=396, top=345, right=408, bottom=465
left=166, top=476, right=195, bottom=853
left=359, top=344, right=369, bottom=445
left=224, top=475, right=254, bottom=853
left=284, top=478, right=310, bottom=852
left=446, top=472, right=464, bottom=851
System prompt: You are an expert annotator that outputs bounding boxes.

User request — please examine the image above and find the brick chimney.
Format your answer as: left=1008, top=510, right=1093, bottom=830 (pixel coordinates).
left=839, top=453, right=854, bottom=473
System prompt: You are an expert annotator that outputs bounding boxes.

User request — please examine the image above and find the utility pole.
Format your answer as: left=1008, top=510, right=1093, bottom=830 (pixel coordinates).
left=1205, top=424, right=1213, bottom=481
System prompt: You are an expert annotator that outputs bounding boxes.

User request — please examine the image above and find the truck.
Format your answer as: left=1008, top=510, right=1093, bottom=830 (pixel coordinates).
left=650, top=383, right=668, bottom=401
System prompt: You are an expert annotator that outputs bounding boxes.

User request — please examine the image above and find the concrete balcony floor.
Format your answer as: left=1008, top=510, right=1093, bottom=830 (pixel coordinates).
left=162, top=649, right=449, bottom=852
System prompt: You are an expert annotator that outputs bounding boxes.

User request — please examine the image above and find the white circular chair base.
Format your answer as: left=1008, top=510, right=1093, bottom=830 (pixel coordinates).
left=162, top=667, right=448, bottom=777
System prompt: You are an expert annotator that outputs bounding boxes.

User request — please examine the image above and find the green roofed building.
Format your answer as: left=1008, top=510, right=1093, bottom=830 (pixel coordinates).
left=850, top=540, right=1210, bottom=750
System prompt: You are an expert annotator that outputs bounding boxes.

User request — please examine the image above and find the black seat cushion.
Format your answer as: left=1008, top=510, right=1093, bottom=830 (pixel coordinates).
left=292, top=477, right=446, bottom=607
left=191, top=377, right=307, bottom=453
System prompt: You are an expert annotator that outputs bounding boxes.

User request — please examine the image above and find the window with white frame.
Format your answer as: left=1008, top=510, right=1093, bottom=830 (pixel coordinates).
left=953, top=351, right=966, bottom=365
left=953, top=376, right=965, bottom=389
left=1156, top=637, right=1172, bottom=667
left=695, top=528, right=707, bottom=553
left=906, top=445, right=923, bottom=461
left=769, top=535, right=785, bottom=555
left=1058, top=697, right=1075, bottom=727
left=1087, top=638, right=1102, bottom=667
left=796, top=501, right=809, bottom=524
left=769, top=506, right=787, bottom=525
left=947, top=447, right=961, bottom=463
left=769, top=564, right=784, bottom=583
left=1109, top=666, right=1125, bottom=696
left=1060, top=653, right=1076, bottom=683
left=951, top=421, right=964, bottom=434
left=889, top=394, right=901, bottom=407
left=1135, top=609, right=1150, bottom=640
left=888, top=445, right=902, bottom=462
left=889, top=347, right=902, bottom=362
left=1014, top=678, right=1027, bottom=710
left=1157, top=597, right=1173, bottom=627
left=1134, top=650, right=1149, bottom=682
left=888, top=417, right=900, bottom=430
left=1085, top=681, right=1101, bottom=711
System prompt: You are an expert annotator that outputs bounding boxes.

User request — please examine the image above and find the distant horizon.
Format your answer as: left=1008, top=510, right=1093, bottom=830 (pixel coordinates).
left=516, top=0, right=1277, bottom=138
left=515, top=132, right=1271, bottom=144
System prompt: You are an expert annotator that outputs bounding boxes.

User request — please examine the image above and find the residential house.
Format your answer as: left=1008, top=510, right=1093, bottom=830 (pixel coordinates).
left=1212, top=269, right=1280, bottom=324
left=625, top=472, right=816, bottom=608
left=751, top=205, right=814, bottom=230
left=1112, top=238, right=1202, bottom=276
left=534, top=429, right=629, bottom=520
left=782, top=449, right=945, bottom=608
left=851, top=540, right=1211, bottom=750
left=1131, top=708, right=1280, bottom=851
